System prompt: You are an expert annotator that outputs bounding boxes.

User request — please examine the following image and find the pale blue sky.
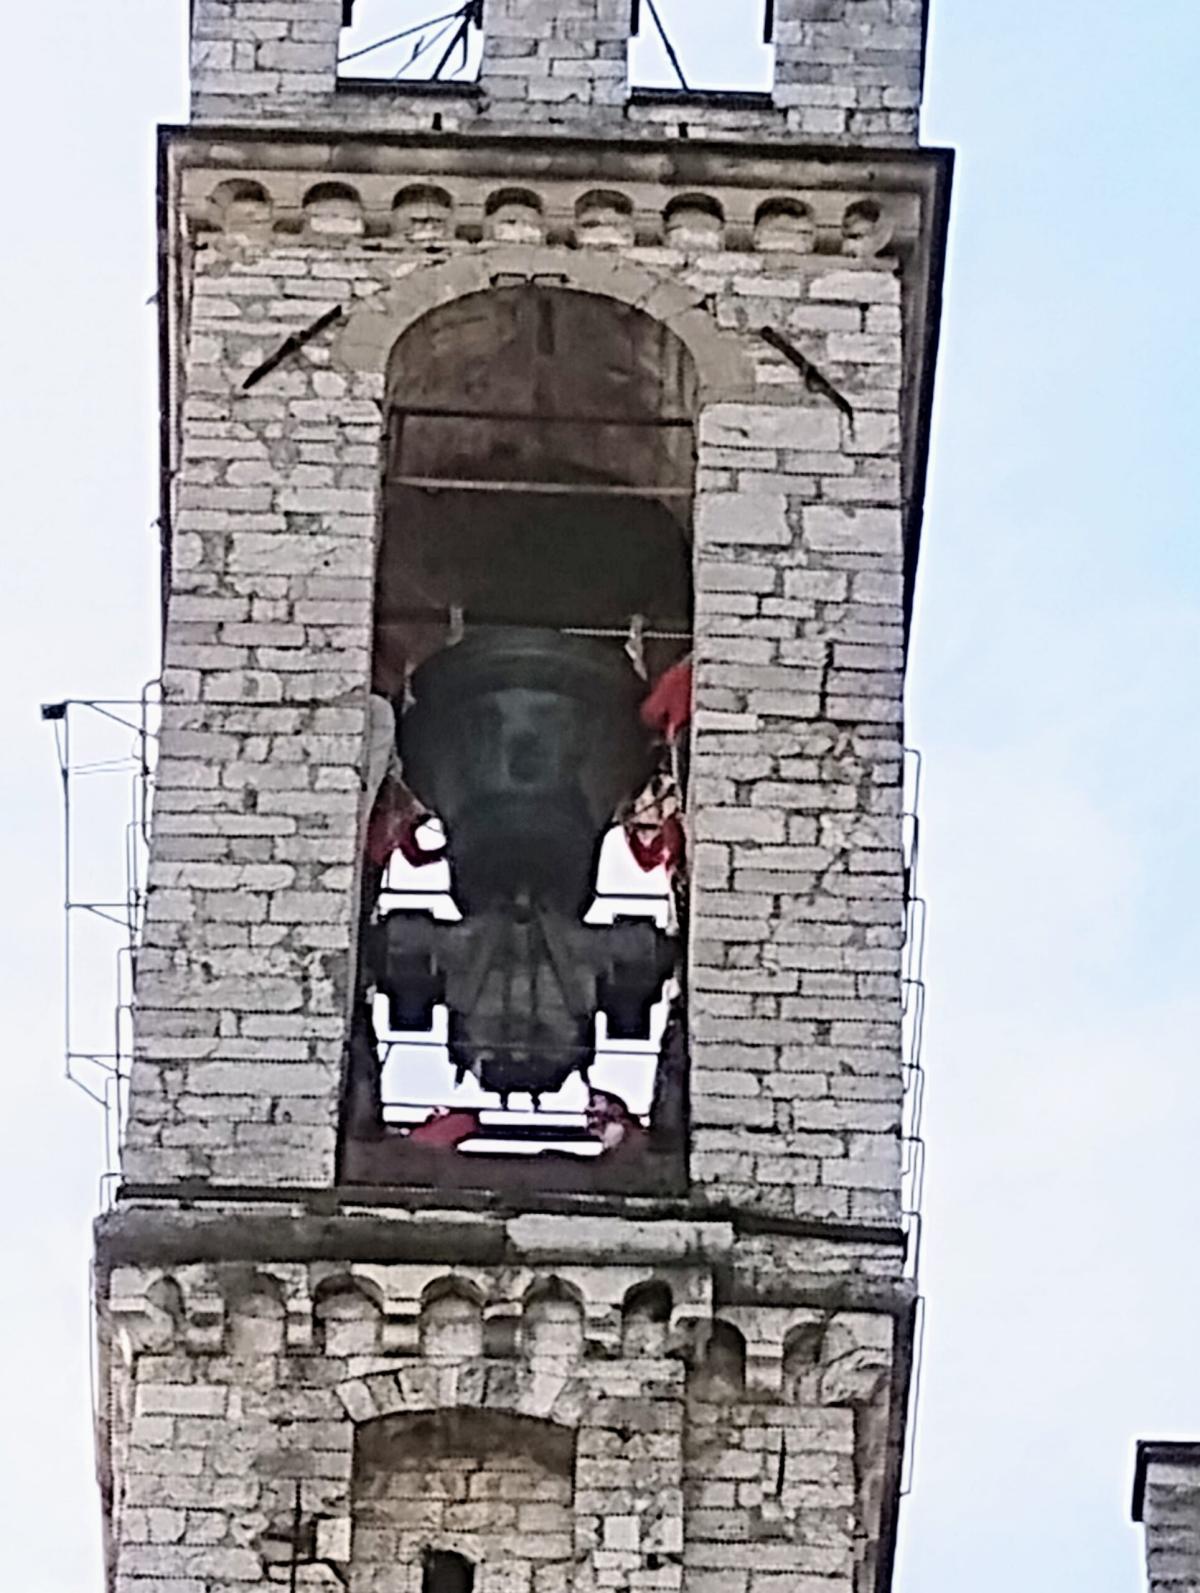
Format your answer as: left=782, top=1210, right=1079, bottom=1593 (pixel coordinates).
left=2, top=3, right=1198, bottom=1588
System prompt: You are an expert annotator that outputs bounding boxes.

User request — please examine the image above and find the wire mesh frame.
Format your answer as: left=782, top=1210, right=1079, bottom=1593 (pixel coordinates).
left=900, top=745, right=927, bottom=1272
left=44, top=686, right=160, bottom=1206
left=899, top=745, right=928, bottom=1500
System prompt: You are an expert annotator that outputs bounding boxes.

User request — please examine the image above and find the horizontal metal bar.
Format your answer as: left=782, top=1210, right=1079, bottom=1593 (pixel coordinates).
left=373, top=611, right=693, bottom=642
left=395, top=406, right=694, bottom=428
left=379, top=1037, right=659, bottom=1056
left=388, top=476, right=693, bottom=498
left=379, top=887, right=669, bottom=901
left=381, top=1117, right=600, bottom=1143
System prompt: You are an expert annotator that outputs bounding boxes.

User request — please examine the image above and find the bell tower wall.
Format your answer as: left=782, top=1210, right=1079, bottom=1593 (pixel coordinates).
left=191, top=0, right=345, bottom=114
left=129, top=154, right=940, bottom=1216
left=93, top=11, right=951, bottom=1593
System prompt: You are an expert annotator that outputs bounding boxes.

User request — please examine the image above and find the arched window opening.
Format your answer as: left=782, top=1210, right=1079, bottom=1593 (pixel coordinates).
left=344, top=287, right=696, bottom=1200
left=424, top=1550, right=475, bottom=1593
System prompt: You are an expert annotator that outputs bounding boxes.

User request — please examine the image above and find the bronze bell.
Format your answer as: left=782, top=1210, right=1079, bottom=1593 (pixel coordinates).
left=370, top=627, right=675, bottom=1101
left=400, top=627, right=656, bottom=918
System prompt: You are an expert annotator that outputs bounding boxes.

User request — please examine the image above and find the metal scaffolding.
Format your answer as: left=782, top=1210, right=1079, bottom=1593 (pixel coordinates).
left=43, top=685, right=159, bottom=1199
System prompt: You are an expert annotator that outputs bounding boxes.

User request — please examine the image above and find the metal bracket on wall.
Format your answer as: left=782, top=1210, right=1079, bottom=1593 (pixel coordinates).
left=759, top=326, right=856, bottom=429
left=242, top=305, right=345, bottom=392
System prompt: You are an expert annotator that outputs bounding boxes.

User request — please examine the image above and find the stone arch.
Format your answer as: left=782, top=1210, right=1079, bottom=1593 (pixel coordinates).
left=521, top=1279, right=585, bottom=1365
left=303, top=180, right=365, bottom=238
left=664, top=192, right=724, bottom=250
left=782, top=1316, right=827, bottom=1401
left=208, top=178, right=273, bottom=240
left=817, top=1315, right=892, bottom=1408
left=620, top=1279, right=673, bottom=1358
left=392, top=183, right=454, bottom=244
left=484, top=187, right=545, bottom=244
left=334, top=247, right=756, bottom=407
left=841, top=197, right=895, bottom=260
left=144, top=1275, right=186, bottom=1345
left=365, top=276, right=710, bottom=693
left=691, top=1318, right=746, bottom=1400
left=313, top=1274, right=385, bottom=1356
left=339, top=1360, right=587, bottom=1432
left=753, top=196, right=816, bottom=254
left=223, top=1270, right=287, bottom=1358
left=575, top=187, right=634, bottom=247
left=420, top=1279, right=485, bottom=1362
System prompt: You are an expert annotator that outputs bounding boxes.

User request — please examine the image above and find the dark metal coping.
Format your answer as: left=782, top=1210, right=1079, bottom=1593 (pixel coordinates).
left=630, top=87, right=774, bottom=113
left=1132, top=1440, right=1200, bottom=1521
left=338, top=76, right=481, bottom=98
left=157, top=123, right=952, bottom=643
left=877, top=1295, right=918, bottom=1593
left=105, top=1182, right=908, bottom=1258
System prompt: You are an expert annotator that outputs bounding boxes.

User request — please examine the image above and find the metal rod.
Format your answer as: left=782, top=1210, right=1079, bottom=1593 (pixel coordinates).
left=644, top=0, right=691, bottom=91
left=430, top=8, right=473, bottom=79
left=289, top=1480, right=302, bottom=1593
left=399, top=13, right=462, bottom=79
left=395, top=406, right=694, bottom=427
left=378, top=1038, right=662, bottom=1057
left=388, top=476, right=693, bottom=498
left=373, top=610, right=692, bottom=641
left=380, top=886, right=670, bottom=901
left=338, top=8, right=462, bottom=65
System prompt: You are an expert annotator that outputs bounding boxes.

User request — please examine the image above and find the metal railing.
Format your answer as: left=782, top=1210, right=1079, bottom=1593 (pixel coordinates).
left=900, top=743, right=929, bottom=1498
left=44, top=685, right=160, bottom=1205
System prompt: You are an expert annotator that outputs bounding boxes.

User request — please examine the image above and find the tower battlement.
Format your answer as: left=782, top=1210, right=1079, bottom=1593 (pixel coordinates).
left=189, top=0, right=927, bottom=144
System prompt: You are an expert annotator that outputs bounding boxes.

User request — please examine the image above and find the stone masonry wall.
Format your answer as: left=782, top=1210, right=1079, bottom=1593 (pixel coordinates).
left=132, top=161, right=914, bottom=1205
left=191, top=0, right=343, bottom=113
left=1137, top=1447, right=1200, bottom=1591
left=133, top=163, right=915, bottom=1204
left=480, top=0, right=629, bottom=117
left=189, top=0, right=923, bottom=144
left=773, top=0, right=924, bottom=144
left=127, top=241, right=384, bottom=1187
left=687, top=267, right=907, bottom=1228
left=99, top=1234, right=903, bottom=1593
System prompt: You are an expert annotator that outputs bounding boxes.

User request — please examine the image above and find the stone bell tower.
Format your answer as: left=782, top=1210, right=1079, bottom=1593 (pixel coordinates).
left=94, top=4, right=951, bottom=1590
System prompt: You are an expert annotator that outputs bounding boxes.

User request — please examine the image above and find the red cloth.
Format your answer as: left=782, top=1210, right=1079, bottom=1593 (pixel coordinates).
left=365, top=781, right=447, bottom=868
left=627, top=813, right=686, bottom=875
left=640, top=657, right=693, bottom=743
left=407, top=1108, right=481, bottom=1147
left=394, top=813, right=448, bottom=869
